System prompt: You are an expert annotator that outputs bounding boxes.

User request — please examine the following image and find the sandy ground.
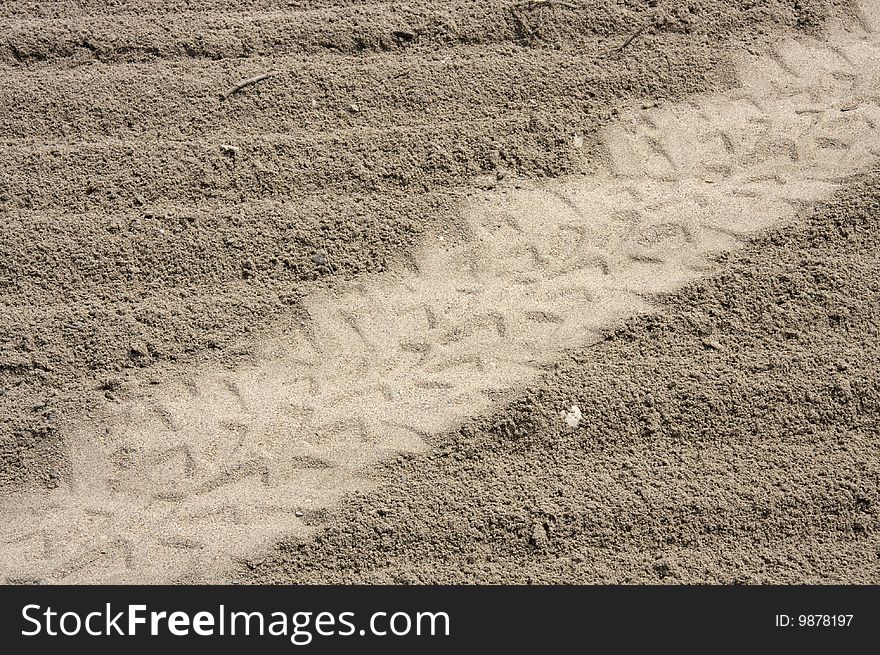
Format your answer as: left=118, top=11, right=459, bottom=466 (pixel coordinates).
left=2, top=0, right=879, bottom=584
left=0, top=0, right=842, bottom=489
left=242, top=169, right=880, bottom=584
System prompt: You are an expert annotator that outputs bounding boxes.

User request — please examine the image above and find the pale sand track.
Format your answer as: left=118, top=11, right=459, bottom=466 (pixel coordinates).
left=2, top=3, right=879, bottom=583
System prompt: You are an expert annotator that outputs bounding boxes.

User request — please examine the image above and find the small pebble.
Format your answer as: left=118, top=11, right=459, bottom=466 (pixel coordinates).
left=562, top=404, right=582, bottom=428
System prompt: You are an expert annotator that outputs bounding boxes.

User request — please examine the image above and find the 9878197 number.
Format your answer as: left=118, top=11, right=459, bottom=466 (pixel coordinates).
left=775, top=614, right=853, bottom=627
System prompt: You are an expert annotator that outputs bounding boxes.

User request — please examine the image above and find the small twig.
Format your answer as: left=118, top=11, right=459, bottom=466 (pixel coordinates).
left=511, top=1, right=582, bottom=9
left=615, top=22, right=648, bottom=53
left=220, top=71, right=279, bottom=101
left=590, top=18, right=653, bottom=59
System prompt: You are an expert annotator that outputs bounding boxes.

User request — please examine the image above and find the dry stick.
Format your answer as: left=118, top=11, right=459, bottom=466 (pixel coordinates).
left=220, top=71, right=279, bottom=101
left=511, top=0, right=582, bottom=10
left=591, top=20, right=651, bottom=59
left=615, top=22, right=648, bottom=53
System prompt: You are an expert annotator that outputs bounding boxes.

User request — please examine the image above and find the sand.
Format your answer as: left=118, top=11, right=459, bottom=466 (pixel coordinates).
left=0, top=0, right=841, bottom=490
left=242, top=170, right=880, bottom=584
left=1, top=0, right=878, bottom=584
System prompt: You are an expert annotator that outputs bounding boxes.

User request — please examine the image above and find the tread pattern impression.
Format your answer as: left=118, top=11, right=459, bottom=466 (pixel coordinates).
left=2, top=5, right=879, bottom=583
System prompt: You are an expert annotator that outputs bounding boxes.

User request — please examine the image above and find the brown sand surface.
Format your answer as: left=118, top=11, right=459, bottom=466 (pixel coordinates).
left=242, top=171, right=880, bottom=584
left=2, top=0, right=879, bottom=585
left=0, top=0, right=844, bottom=490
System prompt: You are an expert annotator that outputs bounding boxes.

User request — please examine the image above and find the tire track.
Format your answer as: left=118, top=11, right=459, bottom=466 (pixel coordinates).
left=2, top=3, right=879, bottom=583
